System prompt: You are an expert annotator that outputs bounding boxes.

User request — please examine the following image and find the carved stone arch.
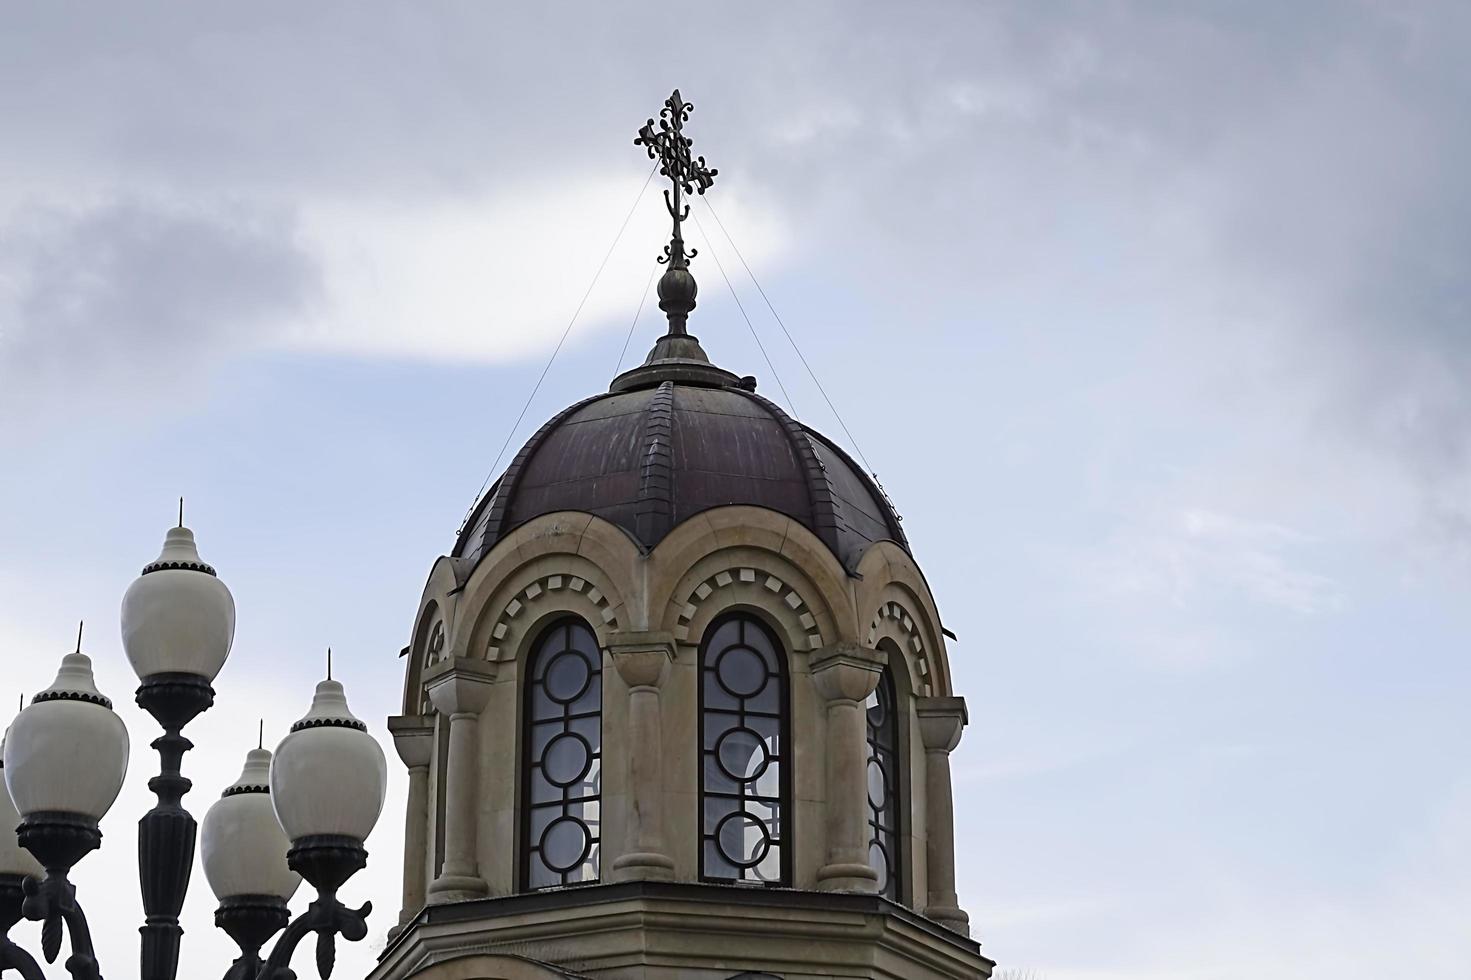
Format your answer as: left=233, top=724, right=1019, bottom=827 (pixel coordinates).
left=474, top=559, right=625, bottom=665
left=678, top=565, right=824, bottom=653
left=873, top=633, right=915, bottom=701
left=648, top=505, right=855, bottom=643
left=403, top=555, right=472, bottom=714
left=444, top=506, right=635, bottom=659
left=856, top=542, right=953, bottom=696
left=867, top=591, right=940, bottom=697
left=405, top=599, right=445, bottom=714
left=663, top=544, right=837, bottom=659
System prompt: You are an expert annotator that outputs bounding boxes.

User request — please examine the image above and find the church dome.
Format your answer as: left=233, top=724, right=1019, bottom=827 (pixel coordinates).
left=453, top=334, right=908, bottom=574
left=385, top=92, right=984, bottom=980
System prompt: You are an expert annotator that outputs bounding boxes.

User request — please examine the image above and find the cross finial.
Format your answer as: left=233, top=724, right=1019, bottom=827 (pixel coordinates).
left=635, top=88, right=718, bottom=335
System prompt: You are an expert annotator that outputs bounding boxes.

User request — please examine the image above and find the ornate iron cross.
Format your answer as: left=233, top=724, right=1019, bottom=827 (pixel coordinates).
left=635, top=89, right=718, bottom=269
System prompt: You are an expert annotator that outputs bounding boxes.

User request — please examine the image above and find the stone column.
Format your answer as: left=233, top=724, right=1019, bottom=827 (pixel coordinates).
left=917, top=695, right=970, bottom=935
left=811, top=642, right=886, bottom=893
left=423, top=656, right=497, bottom=902
left=387, top=714, right=434, bottom=938
left=608, top=631, right=676, bottom=880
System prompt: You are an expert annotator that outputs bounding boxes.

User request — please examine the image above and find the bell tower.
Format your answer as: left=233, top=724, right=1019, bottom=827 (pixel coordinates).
left=370, top=91, right=991, bottom=980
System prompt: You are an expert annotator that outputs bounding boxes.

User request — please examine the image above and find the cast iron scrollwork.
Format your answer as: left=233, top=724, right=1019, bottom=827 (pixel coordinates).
left=0, top=875, right=45, bottom=980
left=253, top=894, right=369, bottom=980
left=13, top=815, right=104, bottom=980
left=254, top=836, right=372, bottom=980
left=635, top=89, right=718, bottom=268
left=23, top=874, right=100, bottom=980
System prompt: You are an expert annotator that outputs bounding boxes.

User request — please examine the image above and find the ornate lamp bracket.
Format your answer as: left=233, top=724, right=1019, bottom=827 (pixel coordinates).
left=256, top=837, right=372, bottom=980
left=16, top=815, right=104, bottom=980
left=0, top=874, right=45, bottom=980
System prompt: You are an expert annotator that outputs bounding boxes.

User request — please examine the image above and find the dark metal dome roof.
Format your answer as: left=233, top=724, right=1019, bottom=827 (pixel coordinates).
left=454, top=332, right=907, bottom=574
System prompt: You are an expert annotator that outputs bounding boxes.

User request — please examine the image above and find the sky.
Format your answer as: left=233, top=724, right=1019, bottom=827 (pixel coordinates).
left=1, top=2, right=1469, bottom=977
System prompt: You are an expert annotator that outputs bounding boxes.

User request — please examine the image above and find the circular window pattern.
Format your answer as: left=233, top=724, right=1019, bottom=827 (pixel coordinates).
left=715, top=727, right=770, bottom=784
left=714, top=811, right=771, bottom=869
left=867, top=756, right=887, bottom=810
left=543, top=732, right=592, bottom=787
left=524, top=620, right=603, bottom=889
left=540, top=816, right=591, bottom=873
left=716, top=645, right=767, bottom=698
left=869, top=839, right=890, bottom=892
left=700, top=614, right=788, bottom=886
left=544, top=650, right=592, bottom=703
left=866, top=667, right=901, bottom=901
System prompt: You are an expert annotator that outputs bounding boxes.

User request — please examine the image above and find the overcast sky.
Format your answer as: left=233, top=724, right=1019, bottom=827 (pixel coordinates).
left=2, top=3, right=1469, bottom=978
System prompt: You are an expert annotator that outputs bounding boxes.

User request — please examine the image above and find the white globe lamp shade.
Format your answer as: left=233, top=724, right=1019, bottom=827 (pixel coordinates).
left=121, top=525, right=235, bottom=683
left=270, top=679, right=386, bottom=844
left=2, top=653, right=129, bottom=823
left=202, top=748, right=300, bottom=903
left=0, top=733, right=42, bottom=878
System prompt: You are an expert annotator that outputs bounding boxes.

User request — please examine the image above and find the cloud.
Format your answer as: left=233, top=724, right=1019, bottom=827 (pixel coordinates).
left=0, top=198, right=319, bottom=418
left=1096, top=508, right=1344, bottom=615
left=287, top=173, right=785, bottom=363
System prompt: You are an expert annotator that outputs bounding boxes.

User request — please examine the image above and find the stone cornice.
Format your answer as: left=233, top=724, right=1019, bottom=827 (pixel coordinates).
left=423, top=657, right=498, bottom=716
left=606, top=630, right=676, bottom=689
left=373, top=880, right=990, bottom=980
left=387, top=714, right=436, bottom=768
left=916, top=695, right=969, bottom=752
left=810, top=641, right=886, bottom=703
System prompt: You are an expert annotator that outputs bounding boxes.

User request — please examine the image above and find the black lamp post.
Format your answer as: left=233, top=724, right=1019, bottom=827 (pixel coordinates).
left=0, top=517, right=388, bottom=980
left=121, top=519, right=234, bottom=980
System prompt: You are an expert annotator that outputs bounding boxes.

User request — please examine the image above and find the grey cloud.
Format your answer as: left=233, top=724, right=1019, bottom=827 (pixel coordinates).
left=0, top=199, right=318, bottom=415
left=2, top=0, right=1469, bottom=552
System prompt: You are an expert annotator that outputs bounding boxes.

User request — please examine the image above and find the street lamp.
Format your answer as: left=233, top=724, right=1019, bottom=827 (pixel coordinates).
left=1, top=513, right=389, bottom=979
left=2, top=650, right=130, bottom=980
left=121, top=516, right=235, bottom=980
left=260, top=678, right=387, bottom=980
left=202, top=748, right=300, bottom=980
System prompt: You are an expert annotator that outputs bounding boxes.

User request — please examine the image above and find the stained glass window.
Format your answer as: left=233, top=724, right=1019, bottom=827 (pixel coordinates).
left=700, top=613, right=789, bottom=885
left=522, top=618, right=602, bottom=889
left=866, top=667, right=901, bottom=901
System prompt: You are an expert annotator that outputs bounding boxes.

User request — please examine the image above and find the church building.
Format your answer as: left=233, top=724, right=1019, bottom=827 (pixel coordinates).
left=370, top=91, right=991, bottom=980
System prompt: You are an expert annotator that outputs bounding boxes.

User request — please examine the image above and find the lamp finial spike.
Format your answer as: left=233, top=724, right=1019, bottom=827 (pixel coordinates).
left=327, top=647, right=332, bottom=681
left=75, top=619, right=83, bottom=654
left=178, top=497, right=184, bottom=528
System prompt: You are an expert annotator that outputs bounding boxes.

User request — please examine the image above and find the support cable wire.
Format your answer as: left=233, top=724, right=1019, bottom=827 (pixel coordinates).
left=460, top=162, right=659, bottom=534
left=700, top=195, right=878, bottom=480
left=615, top=263, right=660, bottom=377
left=688, top=208, right=799, bottom=418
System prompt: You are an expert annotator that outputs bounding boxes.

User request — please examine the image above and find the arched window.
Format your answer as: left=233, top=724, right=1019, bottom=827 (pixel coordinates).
left=522, top=618, right=602, bottom=890
left=699, top=613, right=790, bottom=885
left=866, top=666, right=901, bottom=900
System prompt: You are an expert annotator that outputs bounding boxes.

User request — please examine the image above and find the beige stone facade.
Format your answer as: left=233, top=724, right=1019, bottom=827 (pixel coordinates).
left=372, top=505, right=990, bottom=979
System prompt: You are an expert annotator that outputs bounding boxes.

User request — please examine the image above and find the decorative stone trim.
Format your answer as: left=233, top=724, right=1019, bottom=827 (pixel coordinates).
left=484, top=573, right=620, bottom=660
left=141, top=557, right=217, bottom=576
left=291, top=715, right=369, bottom=733
left=423, top=620, right=447, bottom=669
left=221, top=783, right=269, bottom=797
left=866, top=601, right=934, bottom=696
left=674, top=567, right=824, bottom=650
left=33, top=688, right=112, bottom=709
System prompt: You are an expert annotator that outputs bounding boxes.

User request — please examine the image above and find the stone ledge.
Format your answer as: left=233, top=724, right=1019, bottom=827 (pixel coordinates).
left=374, top=880, right=990, bottom=980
